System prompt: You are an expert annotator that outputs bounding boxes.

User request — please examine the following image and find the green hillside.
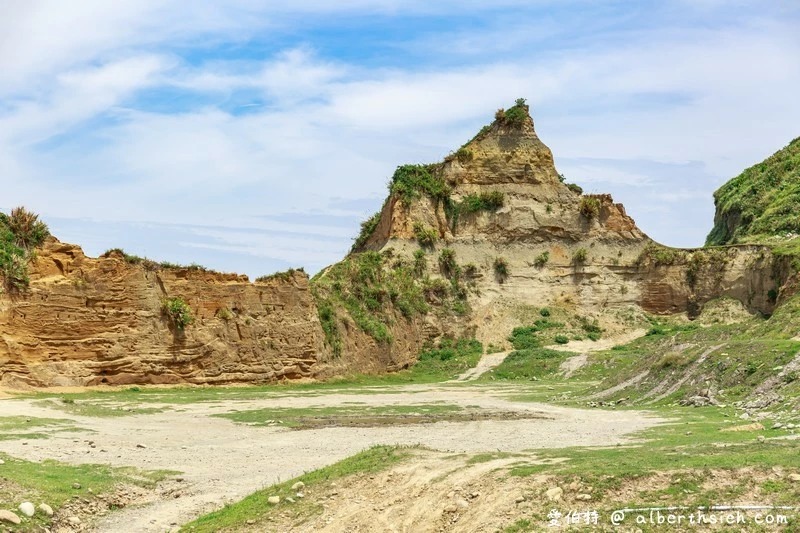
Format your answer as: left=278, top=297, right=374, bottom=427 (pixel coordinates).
left=707, top=137, right=800, bottom=245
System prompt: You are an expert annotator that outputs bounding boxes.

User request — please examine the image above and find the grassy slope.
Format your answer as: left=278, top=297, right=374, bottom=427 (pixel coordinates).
left=567, top=306, right=800, bottom=409
left=181, top=445, right=415, bottom=532
left=707, top=136, right=800, bottom=245
left=0, top=453, right=173, bottom=531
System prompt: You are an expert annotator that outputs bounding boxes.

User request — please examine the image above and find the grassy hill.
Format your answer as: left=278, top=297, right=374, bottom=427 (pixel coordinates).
left=707, top=137, right=800, bottom=246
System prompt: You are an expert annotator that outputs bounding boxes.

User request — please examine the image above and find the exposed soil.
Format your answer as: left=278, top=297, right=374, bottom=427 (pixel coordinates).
left=452, top=351, right=510, bottom=381
left=0, top=383, right=662, bottom=532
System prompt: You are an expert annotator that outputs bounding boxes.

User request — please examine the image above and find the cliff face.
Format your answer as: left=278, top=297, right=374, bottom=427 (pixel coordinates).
left=0, top=241, right=329, bottom=387
left=352, top=103, right=782, bottom=346
left=1, top=103, right=794, bottom=388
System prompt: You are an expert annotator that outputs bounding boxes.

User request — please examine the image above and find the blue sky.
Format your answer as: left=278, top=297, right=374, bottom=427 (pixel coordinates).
left=1, top=1, right=799, bottom=278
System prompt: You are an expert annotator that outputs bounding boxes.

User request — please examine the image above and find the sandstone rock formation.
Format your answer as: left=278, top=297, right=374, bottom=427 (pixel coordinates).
left=0, top=102, right=793, bottom=387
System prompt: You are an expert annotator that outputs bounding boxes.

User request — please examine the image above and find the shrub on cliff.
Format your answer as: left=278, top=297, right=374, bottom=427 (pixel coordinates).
left=162, top=297, right=194, bottom=330
left=493, top=257, right=509, bottom=282
left=573, top=248, right=588, bottom=264
left=459, top=191, right=505, bottom=214
left=501, top=98, right=529, bottom=127
left=438, top=248, right=457, bottom=278
left=413, top=223, right=437, bottom=249
left=0, top=206, right=50, bottom=292
left=579, top=196, right=601, bottom=219
left=6, top=207, right=49, bottom=249
left=389, top=164, right=449, bottom=206
left=351, top=211, right=381, bottom=252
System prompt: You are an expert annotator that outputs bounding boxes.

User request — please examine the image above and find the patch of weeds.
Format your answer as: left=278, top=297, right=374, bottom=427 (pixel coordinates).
left=484, top=348, right=573, bottom=380
left=494, top=257, right=510, bottom=283
left=566, top=183, right=583, bottom=195
left=0, top=452, right=174, bottom=530
left=438, top=248, right=457, bottom=278
left=351, top=211, right=381, bottom=251
left=533, top=251, right=549, bottom=267
left=509, top=326, right=542, bottom=350
left=182, top=445, right=415, bottom=532
left=162, top=297, right=194, bottom=330
left=0, top=416, right=79, bottom=440
left=572, top=248, right=588, bottom=264
left=255, top=267, right=305, bottom=283
left=389, top=164, right=449, bottom=206
left=311, top=251, right=429, bottom=345
left=579, top=196, right=601, bottom=219
left=413, top=222, right=438, bottom=249
left=37, top=399, right=165, bottom=418
left=554, top=334, right=569, bottom=344
left=215, top=404, right=464, bottom=429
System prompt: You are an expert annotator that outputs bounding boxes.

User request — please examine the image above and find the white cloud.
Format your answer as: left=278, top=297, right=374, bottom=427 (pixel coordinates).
left=1, top=2, right=799, bottom=272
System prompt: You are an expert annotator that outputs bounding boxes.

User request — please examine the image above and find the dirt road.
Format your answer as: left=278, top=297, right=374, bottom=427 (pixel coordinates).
left=0, top=383, right=662, bottom=531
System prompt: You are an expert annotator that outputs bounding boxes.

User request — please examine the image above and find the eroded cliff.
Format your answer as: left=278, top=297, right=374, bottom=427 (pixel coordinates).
left=1, top=101, right=794, bottom=387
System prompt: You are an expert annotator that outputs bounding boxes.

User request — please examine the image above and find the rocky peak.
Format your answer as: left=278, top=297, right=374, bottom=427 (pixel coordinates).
left=354, top=100, right=645, bottom=251
left=441, top=99, right=561, bottom=188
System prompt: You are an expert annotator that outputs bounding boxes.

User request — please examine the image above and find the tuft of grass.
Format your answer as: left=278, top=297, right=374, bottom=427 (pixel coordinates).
left=494, top=257, right=510, bottom=282
left=351, top=211, right=381, bottom=252
left=438, top=248, right=457, bottom=278
left=255, top=267, right=305, bottom=283
left=413, top=222, right=438, bottom=249
left=533, top=251, right=549, bottom=267
left=572, top=248, right=588, bottom=264
left=579, top=196, right=601, bottom=219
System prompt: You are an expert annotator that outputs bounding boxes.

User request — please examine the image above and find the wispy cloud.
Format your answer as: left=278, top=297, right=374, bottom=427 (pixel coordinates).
left=1, top=1, right=799, bottom=277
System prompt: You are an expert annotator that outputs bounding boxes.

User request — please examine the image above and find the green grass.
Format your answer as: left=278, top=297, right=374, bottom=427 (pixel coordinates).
left=36, top=398, right=166, bottom=418
left=501, top=402, right=800, bottom=531
left=350, top=210, right=381, bottom=252
left=0, top=452, right=175, bottom=531
left=0, top=207, right=49, bottom=291
left=254, top=267, right=305, bottom=283
left=214, top=403, right=463, bottom=429
left=483, top=348, right=575, bottom=381
left=707, top=136, right=800, bottom=245
left=0, top=416, right=79, bottom=440
left=181, top=445, right=415, bottom=532
left=569, top=313, right=800, bottom=407
left=311, top=251, right=429, bottom=345
left=389, top=164, right=449, bottom=206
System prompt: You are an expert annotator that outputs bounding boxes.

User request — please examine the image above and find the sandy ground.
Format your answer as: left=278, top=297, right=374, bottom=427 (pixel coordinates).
left=0, top=381, right=663, bottom=532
